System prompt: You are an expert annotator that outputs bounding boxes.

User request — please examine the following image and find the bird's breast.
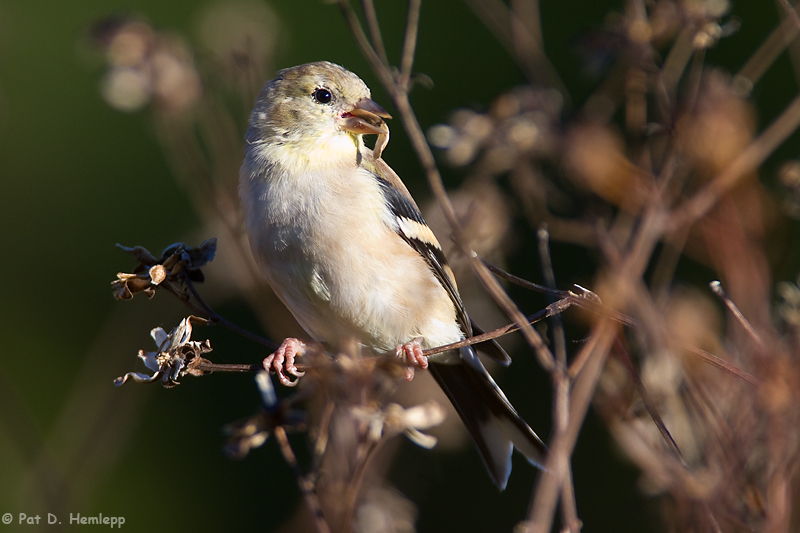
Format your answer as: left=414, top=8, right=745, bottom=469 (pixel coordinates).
left=242, top=163, right=462, bottom=355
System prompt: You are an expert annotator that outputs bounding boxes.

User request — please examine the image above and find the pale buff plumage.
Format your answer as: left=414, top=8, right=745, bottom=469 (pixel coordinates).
left=240, top=63, right=460, bottom=355
left=240, top=61, right=546, bottom=489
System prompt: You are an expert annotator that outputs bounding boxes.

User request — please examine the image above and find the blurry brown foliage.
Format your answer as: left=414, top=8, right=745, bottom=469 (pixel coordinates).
left=98, top=0, right=800, bottom=531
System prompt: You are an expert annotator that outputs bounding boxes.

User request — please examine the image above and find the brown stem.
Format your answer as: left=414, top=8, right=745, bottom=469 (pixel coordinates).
left=160, top=277, right=279, bottom=351
left=527, top=320, right=617, bottom=532
left=361, top=0, right=390, bottom=66
left=274, top=426, right=331, bottom=533
left=398, top=0, right=421, bottom=89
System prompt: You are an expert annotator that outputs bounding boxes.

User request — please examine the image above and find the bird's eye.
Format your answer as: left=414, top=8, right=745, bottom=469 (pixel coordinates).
left=313, top=87, right=332, bottom=104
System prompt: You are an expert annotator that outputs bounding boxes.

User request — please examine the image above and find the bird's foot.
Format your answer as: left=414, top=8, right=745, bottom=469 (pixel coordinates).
left=395, top=338, right=428, bottom=381
left=264, top=338, right=306, bottom=387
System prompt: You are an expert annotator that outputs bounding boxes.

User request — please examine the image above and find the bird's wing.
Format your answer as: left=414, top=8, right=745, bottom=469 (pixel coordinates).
left=372, top=172, right=471, bottom=337
left=370, top=151, right=419, bottom=209
left=366, top=149, right=510, bottom=363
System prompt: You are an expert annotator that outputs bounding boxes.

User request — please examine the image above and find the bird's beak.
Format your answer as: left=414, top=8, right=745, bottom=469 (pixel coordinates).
left=339, top=98, right=392, bottom=135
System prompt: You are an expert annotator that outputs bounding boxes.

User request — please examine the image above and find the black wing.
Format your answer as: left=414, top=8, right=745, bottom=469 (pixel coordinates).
left=374, top=176, right=471, bottom=337
left=374, top=173, right=510, bottom=364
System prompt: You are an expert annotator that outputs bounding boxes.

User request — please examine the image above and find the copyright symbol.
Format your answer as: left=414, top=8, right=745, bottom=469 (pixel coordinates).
left=1, top=513, right=11, bottom=525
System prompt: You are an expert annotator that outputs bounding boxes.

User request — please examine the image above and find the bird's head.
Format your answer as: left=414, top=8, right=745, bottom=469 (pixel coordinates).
left=247, top=61, right=391, bottom=167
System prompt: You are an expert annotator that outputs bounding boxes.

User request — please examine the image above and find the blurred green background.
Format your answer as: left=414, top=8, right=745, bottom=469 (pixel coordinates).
left=0, top=0, right=794, bottom=531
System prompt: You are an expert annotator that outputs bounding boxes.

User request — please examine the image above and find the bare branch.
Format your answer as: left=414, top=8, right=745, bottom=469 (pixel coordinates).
left=361, top=0, right=390, bottom=66
left=398, top=0, right=421, bottom=89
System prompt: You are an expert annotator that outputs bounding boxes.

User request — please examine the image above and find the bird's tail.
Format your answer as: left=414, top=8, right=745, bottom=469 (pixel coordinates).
left=428, top=346, right=547, bottom=490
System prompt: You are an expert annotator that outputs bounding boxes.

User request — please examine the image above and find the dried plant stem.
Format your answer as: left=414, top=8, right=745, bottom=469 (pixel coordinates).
left=403, top=80, right=558, bottom=371
left=340, top=437, right=383, bottom=533
left=177, top=267, right=757, bottom=397
left=659, top=28, right=695, bottom=99
left=312, top=401, right=336, bottom=475
left=398, top=0, right=421, bottom=88
left=779, top=0, right=800, bottom=29
left=274, top=426, right=331, bottom=533
left=482, top=259, right=582, bottom=300
left=614, top=338, right=685, bottom=465
left=194, top=361, right=262, bottom=373
left=538, top=227, right=579, bottom=531
left=736, top=13, right=800, bottom=90
left=709, top=280, right=766, bottom=350
left=529, top=172, right=702, bottom=529
left=361, top=0, right=389, bottom=67
left=190, top=303, right=570, bottom=374
left=681, top=344, right=759, bottom=387
left=485, top=261, right=760, bottom=385
left=160, top=277, right=279, bottom=350
left=336, top=2, right=395, bottom=91
left=464, top=0, right=567, bottom=96
left=538, top=228, right=567, bottom=366
left=527, top=319, right=617, bottom=533
left=183, top=278, right=757, bottom=396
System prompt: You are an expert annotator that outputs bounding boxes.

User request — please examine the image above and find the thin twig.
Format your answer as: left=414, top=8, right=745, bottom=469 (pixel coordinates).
left=400, top=93, right=559, bottom=370
left=361, top=0, right=390, bottom=66
left=537, top=226, right=579, bottom=531
left=735, top=14, right=800, bottom=92
left=186, top=275, right=760, bottom=386
left=486, top=261, right=760, bottom=386
left=778, top=0, right=800, bottom=29
left=274, top=426, right=331, bottom=533
left=312, top=401, right=336, bottom=477
left=463, top=0, right=568, bottom=97
left=337, top=1, right=396, bottom=95
left=709, top=280, right=766, bottom=350
left=613, top=338, right=686, bottom=466
left=194, top=361, right=262, bottom=373
left=482, top=258, right=563, bottom=297
left=188, top=302, right=573, bottom=374
left=422, top=300, right=571, bottom=356
left=680, top=345, right=760, bottom=387
left=538, top=227, right=568, bottom=367
left=160, top=277, right=279, bottom=350
left=527, top=320, right=617, bottom=533
left=340, top=437, right=383, bottom=533
left=658, top=28, right=695, bottom=101
left=398, top=0, right=421, bottom=89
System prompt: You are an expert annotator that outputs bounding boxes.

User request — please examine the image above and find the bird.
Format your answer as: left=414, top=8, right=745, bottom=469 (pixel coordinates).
left=239, top=60, right=546, bottom=489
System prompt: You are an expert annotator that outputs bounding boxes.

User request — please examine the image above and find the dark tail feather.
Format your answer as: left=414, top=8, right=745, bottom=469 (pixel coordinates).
left=429, top=347, right=547, bottom=489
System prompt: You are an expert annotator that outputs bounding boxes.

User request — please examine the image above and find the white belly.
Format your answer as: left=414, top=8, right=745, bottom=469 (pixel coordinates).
left=242, top=164, right=462, bottom=355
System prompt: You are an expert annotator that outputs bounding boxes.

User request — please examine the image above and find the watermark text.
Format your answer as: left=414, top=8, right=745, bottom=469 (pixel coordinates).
left=1, top=512, right=125, bottom=528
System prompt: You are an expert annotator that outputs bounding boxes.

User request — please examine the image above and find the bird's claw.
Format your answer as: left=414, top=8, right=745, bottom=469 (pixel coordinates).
left=396, top=338, right=428, bottom=381
left=264, top=338, right=306, bottom=387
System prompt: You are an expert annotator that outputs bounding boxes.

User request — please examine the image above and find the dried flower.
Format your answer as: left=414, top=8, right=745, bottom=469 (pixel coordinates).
left=428, top=86, right=561, bottom=170
left=351, top=401, right=446, bottom=449
left=777, top=275, right=800, bottom=330
left=93, top=16, right=202, bottom=113
left=111, top=239, right=216, bottom=300
left=115, top=316, right=213, bottom=387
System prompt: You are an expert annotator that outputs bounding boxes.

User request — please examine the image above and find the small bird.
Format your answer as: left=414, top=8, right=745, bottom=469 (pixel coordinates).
left=239, top=61, right=546, bottom=489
